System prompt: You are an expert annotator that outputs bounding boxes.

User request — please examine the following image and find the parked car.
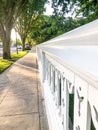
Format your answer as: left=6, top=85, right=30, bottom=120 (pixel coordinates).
left=25, top=44, right=31, bottom=50
left=17, top=45, right=22, bottom=49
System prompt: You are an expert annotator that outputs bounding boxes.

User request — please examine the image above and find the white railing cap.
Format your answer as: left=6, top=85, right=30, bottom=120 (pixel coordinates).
left=37, top=19, right=98, bottom=88
left=38, top=19, right=98, bottom=46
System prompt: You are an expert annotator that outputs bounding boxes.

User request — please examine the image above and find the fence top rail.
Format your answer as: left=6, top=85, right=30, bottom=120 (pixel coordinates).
left=37, top=19, right=98, bottom=88
left=39, top=19, right=98, bottom=46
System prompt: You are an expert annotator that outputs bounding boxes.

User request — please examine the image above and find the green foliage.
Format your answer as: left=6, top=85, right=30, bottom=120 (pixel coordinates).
left=52, top=0, right=98, bottom=20
left=11, top=51, right=27, bottom=61
left=0, top=1, right=24, bottom=21
left=30, top=15, right=83, bottom=44
left=30, top=15, right=65, bottom=43
left=14, top=0, right=46, bottom=50
left=0, top=51, right=27, bottom=74
left=0, top=0, right=46, bottom=58
left=30, top=0, right=98, bottom=44
left=77, top=0, right=98, bottom=19
left=0, top=0, right=31, bottom=59
left=0, top=58, right=13, bottom=73
left=0, top=0, right=28, bottom=34
left=17, top=39, right=22, bottom=45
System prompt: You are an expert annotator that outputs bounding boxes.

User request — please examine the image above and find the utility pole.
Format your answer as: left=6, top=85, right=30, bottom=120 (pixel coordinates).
left=15, top=31, right=18, bottom=54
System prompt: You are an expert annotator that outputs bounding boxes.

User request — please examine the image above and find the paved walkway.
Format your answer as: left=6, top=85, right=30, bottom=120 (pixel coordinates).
left=0, top=50, right=49, bottom=130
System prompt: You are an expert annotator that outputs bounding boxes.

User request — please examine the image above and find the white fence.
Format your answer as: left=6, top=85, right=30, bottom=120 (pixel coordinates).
left=36, top=19, right=98, bottom=130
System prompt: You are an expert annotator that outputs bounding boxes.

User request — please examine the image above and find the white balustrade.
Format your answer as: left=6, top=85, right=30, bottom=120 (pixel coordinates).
left=36, top=19, right=98, bottom=130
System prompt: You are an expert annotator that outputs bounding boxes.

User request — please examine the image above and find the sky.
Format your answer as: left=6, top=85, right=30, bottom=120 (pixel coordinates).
left=11, top=29, right=16, bottom=40
left=11, top=29, right=20, bottom=41
left=44, top=1, right=76, bottom=18
left=44, top=1, right=54, bottom=15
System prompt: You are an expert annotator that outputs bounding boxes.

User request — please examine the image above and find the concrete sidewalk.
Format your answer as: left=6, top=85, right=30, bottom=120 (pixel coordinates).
left=0, top=50, right=49, bottom=130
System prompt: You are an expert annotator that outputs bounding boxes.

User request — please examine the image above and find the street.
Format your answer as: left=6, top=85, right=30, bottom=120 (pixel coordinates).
left=0, top=47, right=20, bottom=57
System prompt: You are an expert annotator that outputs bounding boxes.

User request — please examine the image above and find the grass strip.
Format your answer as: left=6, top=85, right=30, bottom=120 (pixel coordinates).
left=0, top=51, right=27, bottom=74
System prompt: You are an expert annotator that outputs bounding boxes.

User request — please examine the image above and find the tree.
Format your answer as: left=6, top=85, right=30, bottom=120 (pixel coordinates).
left=30, top=15, right=80, bottom=44
left=76, top=0, right=98, bottom=19
left=14, top=0, right=46, bottom=50
left=30, top=15, right=56, bottom=43
left=52, top=0, right=98, bottom=20
left=0, top=0, right=29, bottom=59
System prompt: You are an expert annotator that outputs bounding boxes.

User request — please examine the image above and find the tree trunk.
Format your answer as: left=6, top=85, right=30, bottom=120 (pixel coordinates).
left=21, top=36, right=26, bottom=51
left=1, top=26, right=11, bottom=59
left=0, top=19, right=12, bottom=59
left=3, top=39, right=11, bottom=59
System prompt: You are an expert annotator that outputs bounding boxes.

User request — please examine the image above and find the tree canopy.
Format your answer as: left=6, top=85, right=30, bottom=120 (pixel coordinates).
left=29, top=0, right=98, bottom=44
left=0, top=0, right=46, bottom=59
left=52, top=0, right=98, bottom=20
left=0, top=0, right=29, bottom=59
left=14, top=0, right=46, bottom=50
left=30, top=15, right=83, bottom=44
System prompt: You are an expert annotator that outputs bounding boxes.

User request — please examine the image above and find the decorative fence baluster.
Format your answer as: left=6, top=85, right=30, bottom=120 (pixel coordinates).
left=46, top=58, right=48, bottom=80
left=37, top=49, right=98, bottom=130
left=74, top=76, right=91, bottom=130
left=42, top=52, right=46, bottom=82
left=88, top=85, right=98, bottom=129
left=55, top=69, right=58, bottom=106
left=61, top=76, right=69, bottom=130
left=56, top=71, right=61, bottom=109
left=51, top=66, right=55, bottom=95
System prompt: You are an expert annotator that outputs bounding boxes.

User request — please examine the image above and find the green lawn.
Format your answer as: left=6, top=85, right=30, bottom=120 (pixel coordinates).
left=11, top=51, right=27, bottom=61
left=0, top=58, right=13, bottom=74
left=0, top=51, right=27, bottom=74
